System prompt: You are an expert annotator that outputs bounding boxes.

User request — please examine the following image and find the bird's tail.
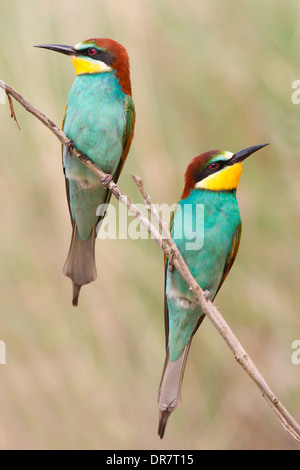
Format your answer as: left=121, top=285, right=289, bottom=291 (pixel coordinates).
left=63, top=224, right=97, bottom=306
left=157, top=340, right=192, bottom=439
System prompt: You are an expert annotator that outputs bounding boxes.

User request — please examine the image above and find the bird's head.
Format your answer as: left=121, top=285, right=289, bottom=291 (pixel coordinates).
left=35, top=38, right=132, bottom=95
left=181, top=144, right=269, bottom=199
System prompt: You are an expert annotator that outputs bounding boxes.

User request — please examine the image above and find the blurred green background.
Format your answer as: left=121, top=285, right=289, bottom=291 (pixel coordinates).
left=0, top=0, right=300, bottom=450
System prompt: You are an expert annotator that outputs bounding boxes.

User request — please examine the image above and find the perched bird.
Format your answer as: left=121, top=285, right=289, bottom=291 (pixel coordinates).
left=36, top=39, right=135, bottom=306
left=157, top=143, right=269, bottom=438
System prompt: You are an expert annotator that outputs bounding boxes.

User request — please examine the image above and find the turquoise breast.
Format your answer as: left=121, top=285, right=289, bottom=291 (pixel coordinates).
left=166, top=189, right=241, bottom=360
left=169, top=189, right=241, bottom=299
left=63, top=71, right=126, bottom=178
left=62, top=71, right=127, bottom=240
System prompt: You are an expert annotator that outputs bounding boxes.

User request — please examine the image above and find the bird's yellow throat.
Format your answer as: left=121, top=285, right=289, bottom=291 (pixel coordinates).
left=195, top=163, right=243, bottom=191
left=71, top=56, right=112, bottom=75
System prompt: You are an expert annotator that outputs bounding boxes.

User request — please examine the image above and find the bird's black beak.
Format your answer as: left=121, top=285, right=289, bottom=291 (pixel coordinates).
left=229, top=143, right=270, bottom=165
left=34, top=44, right=76, bottom=56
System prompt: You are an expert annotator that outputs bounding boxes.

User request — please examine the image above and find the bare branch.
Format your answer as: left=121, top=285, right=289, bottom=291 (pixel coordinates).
left=2, top=79, right=300, bottom=444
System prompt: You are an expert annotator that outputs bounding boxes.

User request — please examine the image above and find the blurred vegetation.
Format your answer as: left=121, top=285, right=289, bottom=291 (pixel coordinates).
left=0, top=0, right=300, bottom=450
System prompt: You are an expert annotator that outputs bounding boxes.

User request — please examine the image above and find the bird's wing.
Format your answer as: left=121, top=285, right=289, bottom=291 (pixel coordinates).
left=163, top=205, right=177, bottom=350
left=100, top=94, right=135, bottom=215
left=61, top=105, right=74, bottom=225
left=215, top=222, right=242, bottom=296
left=163, top=256, right=169, bottom=350
left=111, top=94, right=136, bottom=185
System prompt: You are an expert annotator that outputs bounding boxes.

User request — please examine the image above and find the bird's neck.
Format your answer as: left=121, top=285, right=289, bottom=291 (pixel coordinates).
left=181, top=185, right=238, bottom=201
left=73, top=71, right=123, bottom=96
left=74, top=68, right=131, bottom=96
left=181, top=188, right=238, bottom=209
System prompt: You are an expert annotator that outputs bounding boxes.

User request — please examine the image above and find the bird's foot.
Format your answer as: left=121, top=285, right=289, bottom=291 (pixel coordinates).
left=168, top=262, right=174, bottom=272
left=192, top=289, right=211, bottom=302
left=66, top=138, right=75, bottom=153
left=168, top=251, right=176, bottom=272
left=100, top=173, right=113, bottom=187
left=203, top=289, right=211, bottom=300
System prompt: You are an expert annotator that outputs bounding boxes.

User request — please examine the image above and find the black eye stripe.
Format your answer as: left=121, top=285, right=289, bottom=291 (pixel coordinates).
left=78, top=47, right=115, bottom=66
left=194, top=160, right=226, bottom=183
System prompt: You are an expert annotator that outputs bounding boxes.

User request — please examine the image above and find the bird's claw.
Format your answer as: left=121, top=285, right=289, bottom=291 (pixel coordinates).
left=203, top=289, right=211, bottom=300
left=168, top=262, right=174, bottom=272
left=100, top=174, right=113, bottom=187
left=193, top=289, right=211, bottom=302
left=66, top=139, right=75, bottom=152
left=168, top=252, right=176, bottom=272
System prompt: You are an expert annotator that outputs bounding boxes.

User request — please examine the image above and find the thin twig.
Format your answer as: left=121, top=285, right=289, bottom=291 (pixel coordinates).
left=132, top=174, right=170, bottom=239
left=7, top=93, right=20, bottom=129
left=1, top=78, right=300, bottom=444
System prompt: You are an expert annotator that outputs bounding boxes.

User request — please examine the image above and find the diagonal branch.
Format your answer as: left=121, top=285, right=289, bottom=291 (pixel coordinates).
left=1, top=79, right=300, bottom=444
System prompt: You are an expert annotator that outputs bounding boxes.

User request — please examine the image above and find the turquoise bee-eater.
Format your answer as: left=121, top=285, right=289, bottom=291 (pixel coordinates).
left=158, top=143, right=269, bottom=438
left=36, top=38, right=135, bottom=306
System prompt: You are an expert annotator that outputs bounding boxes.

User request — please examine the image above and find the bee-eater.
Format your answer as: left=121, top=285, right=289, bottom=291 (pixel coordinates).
left=157, top=143, right=269, bottom=438
left=36, top=38, right=135, bottom=306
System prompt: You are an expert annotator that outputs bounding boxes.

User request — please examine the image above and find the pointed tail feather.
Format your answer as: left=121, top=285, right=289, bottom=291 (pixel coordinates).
left=63, top=224, right=97, bottom=306
left=158, top=410, right=171, bottom=440
left=72, top=282, right=82, bottom=307
left=157, top=341, right=192, bottom=439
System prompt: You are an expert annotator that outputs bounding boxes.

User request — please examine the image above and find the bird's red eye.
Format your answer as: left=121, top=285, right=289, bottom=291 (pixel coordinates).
left=209, top=162, right=219, bottom=170
left=88, top=48, right=97, bottom=56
